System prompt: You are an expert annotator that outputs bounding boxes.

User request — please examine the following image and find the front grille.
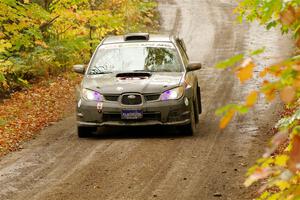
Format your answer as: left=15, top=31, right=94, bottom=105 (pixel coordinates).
left=104, top=95, right=119, bottom=101
left=121, top=94, right=142, bottom=105
left=144, top=94, right=160, bottom=101
left=104, top=93, right=160, bottom=103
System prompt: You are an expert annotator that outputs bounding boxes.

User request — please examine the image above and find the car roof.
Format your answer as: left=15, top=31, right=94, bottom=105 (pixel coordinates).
left=102, top=33, right=176, bottom=45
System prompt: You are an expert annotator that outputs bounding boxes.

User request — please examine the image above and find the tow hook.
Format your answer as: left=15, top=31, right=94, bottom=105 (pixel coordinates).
left=97, top=102, right=103, bottom=113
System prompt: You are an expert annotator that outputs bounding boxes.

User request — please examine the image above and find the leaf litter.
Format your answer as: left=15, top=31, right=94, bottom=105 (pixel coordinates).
left=0, top=73, right=80, bottom=157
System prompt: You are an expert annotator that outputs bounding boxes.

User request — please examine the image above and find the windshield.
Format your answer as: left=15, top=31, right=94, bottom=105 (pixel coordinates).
left=88, top=42, right=183, bottom=75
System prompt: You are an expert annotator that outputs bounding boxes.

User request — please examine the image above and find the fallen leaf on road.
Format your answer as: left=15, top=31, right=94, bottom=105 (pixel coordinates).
left=0, top=73, right=80, bottom=157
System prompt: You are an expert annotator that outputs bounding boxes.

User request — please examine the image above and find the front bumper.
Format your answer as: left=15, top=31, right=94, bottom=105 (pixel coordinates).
left=76, top=95, right=192, bottom=127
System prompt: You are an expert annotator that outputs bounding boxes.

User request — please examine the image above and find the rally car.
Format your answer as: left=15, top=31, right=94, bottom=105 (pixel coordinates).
left=74, top=33, right=202, bottom=137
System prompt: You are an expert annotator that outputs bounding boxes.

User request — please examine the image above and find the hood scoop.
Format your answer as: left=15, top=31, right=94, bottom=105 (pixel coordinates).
left=116, top=72, right=151, bottom=80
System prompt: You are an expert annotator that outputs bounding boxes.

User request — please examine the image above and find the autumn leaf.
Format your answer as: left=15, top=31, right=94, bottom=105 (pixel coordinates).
left=295, top=7, right=300, bottom=18
left=231, top=1, right=300, bottom=198
left=245, top=91, right=258, bottom=107
left=280, top=6, right=296, bottom=26
left=219, top=110, right=235, bottom=129
left=287, top=135, right=300, bottom=173
left=268, top=64, right=283, bottom=77
left=296, top=38, right=300, bottom=49
left=34, top=40, right=48, bottom=48
left=0, top=74, right=81, bottom=156
left=261, top=81, right=277, bottom=102
left=280, top=86, right=296, bottom=104
left=236, top=58, right=255, bottom=83
left=292, top=63, right=300, bottom=71
left=244, top=167, right=273, bottom=187
left=293, top=79, right=300, bottom=88
left=263, top=131, right=289, bottom=158
left=259, top=68, right=269, bottom=78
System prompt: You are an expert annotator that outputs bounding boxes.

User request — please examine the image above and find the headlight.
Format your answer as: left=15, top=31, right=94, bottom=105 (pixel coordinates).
left=160, top=86, right=184, bottom=100
left=82, top=88, right=103, bottom=101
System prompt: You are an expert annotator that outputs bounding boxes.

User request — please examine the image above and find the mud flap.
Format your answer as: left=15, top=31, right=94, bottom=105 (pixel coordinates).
left=197, top=86, right=202, bottom=114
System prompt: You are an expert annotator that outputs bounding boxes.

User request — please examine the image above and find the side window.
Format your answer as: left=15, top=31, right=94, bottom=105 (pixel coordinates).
left=176, top=39, right=189, bottom=65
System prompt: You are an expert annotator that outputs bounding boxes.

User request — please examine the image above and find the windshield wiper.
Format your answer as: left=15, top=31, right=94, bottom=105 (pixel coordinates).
left=133, top=70, right=154, bottom=73
left=89, top=71, right=112, bottom=75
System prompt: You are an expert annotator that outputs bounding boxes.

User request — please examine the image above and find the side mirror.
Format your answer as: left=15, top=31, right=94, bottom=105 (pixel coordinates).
left=186, top=63, right=202, bottom=72
left=73, top=64, right=86, bottom=74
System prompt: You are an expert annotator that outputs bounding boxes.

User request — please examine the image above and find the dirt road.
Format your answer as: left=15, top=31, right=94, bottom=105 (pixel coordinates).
left=0, top=1, right=293, bottom=200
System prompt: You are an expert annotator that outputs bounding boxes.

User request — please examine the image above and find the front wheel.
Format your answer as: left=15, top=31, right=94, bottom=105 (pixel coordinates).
left=179, top=101, right=197, bottom=135
left=77, top=126, right=97, bottom=138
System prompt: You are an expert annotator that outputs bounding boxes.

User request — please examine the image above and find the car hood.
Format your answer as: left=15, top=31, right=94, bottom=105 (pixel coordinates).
left=82, top=72, right=184, bottom=94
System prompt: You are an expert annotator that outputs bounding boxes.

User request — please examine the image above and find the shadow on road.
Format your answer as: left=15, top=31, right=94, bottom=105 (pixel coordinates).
left=88, top=126, right=191, bottom=140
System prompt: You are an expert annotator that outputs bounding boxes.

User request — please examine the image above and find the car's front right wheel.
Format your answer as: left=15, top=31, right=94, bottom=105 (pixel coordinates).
left=77, top=126, right=97, bottom=138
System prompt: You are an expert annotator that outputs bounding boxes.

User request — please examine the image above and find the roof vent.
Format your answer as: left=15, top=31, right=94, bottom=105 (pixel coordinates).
left=124, top=33, right=149, bottom=41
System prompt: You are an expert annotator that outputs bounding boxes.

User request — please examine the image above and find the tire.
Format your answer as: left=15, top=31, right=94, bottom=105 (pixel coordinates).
left=77, top=126, right=97, bottom=138
left=194, top=89, right=200, bottom=123
left=179, top=101, right=197, bottom=135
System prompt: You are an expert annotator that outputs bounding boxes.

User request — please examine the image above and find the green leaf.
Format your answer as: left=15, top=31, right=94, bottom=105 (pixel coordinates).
left=215, top=54, right=244, bottom=69
left=236, top=105, right=249, bottom=114
left=266, top=21, right=277, bottom=30
left=215, top=104, right=237, bottom=116
left=0, top=118, right=6, bottom=126
left=215, top=104, right=249, bottom=116
left=0, top=73, right=5, bottom=83
left=249, top=47, right=265, bottom=56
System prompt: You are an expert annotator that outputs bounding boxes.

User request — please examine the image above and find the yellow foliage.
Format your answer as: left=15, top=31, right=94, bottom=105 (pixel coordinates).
left=274, top=155, right=289, bottom=167
left=293, top=79, right=300, bottom=88
left=219, top=110, right=235, bottom=129
left=245, top=91, right=258, bottom=107
left=262, top=81, right=276, bottom=102
left=236, top=58, right=255, bottom=83
left=259, top=67, right=269, bottom=78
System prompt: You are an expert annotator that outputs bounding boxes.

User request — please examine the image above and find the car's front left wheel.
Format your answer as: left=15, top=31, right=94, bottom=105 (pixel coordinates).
left=77, top=126, right=97, bottom=138
left=179, top=100, right=198, bottom=135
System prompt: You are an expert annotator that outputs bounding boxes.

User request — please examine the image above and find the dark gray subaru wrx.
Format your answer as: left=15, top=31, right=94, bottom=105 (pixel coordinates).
left=73, top=33, right=202, bottom=137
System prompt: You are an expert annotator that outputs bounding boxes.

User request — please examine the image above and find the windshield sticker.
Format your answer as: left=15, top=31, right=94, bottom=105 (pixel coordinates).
left=101, top=42, right=175, bottom=49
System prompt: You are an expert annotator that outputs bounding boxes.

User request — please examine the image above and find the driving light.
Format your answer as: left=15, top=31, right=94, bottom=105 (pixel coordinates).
left=160, top=86, right=184, bottom=100
left=82, top=88, right=103, bottom=101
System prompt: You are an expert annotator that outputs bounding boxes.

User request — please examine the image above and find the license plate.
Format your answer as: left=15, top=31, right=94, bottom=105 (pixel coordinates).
left=121, top=110, right=143, bottom=119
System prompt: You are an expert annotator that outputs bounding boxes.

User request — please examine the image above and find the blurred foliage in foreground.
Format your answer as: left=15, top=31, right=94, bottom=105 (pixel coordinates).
left=0, top=0, right=158, bottom=96
left=215, top=0, right=300, bottom=199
